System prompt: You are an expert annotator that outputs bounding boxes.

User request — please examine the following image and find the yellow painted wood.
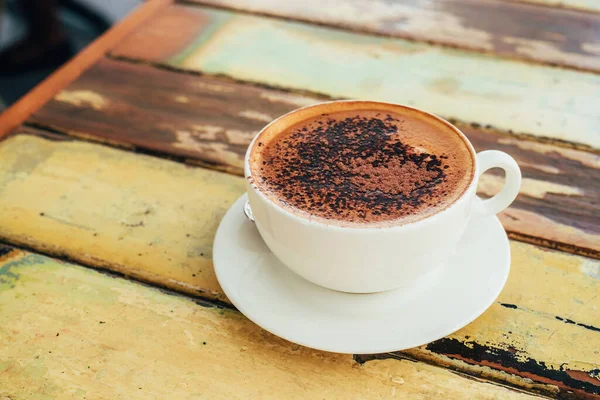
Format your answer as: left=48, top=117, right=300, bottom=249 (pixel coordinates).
left=0, top=134, right=598, bottom=394
left=0, top=134, right=246, bottom=301
left=112, top=6, right=600, bottom=149
left=407, top=242, right=600, bottom=381
left=0, top=249, right=543, bottom=399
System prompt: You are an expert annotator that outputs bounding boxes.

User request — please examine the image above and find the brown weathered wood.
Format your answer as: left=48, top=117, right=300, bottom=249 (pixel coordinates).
left=30, top=58, right=600, bottom=258
left=0, top=0, right=174, bottom=139
left=0, top=136, right=598, bottom=398
left=111, top=3, right=217, bottom=63
left=190, top=0, right=600, bottom=73
left=110, top=5, right=600, bottom=150
left=502, top=0, right=600, bottom=13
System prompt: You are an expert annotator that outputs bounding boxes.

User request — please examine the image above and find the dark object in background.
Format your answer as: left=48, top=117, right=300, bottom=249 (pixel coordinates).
left=1, top=0, right=67, bottom=75
left=0, top=0, right=111, bottom=105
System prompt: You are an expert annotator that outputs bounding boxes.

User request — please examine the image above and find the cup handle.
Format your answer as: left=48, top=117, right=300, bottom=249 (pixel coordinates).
left=472, top=150, right=522, bottom=219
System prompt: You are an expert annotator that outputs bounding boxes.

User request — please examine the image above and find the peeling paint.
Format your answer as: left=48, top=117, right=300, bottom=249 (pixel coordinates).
left=582, top=42, right=600, bottom=55
left=238, top=109, right=273, bottom=123
left=514, top=0, right=600, bottom=12
left=0, top=135, right=597, bottom=398
left=424, top=338, right=600, bottom=396
left=581, top=259, right=600, bottom=280
left=478, top=174, right=583, bottom=199
left=174, top=95, right=190, bottom=103
left=192, top=80, right=235, bottom=93
left=500, top=207, right=599, bottom=255
left=516, top=161, right=560, bottom=175
left=504, top=36, right=599, bottom=71
left=0, top=135, right=246, bottom=300
left=189, top=124, right=223, bottom=140
left=497, top=138, right=600, bottom=169
left=55, top=90, right=107, bottom=111
left=174, top=130, right=244, bottom=167
left=259, top=91, right=318, bottom=107
left=223, top=129, right=256, bottom=145
left=0, top=252, right=541, bottom=399
left=162, top=9, right=600, bottom=148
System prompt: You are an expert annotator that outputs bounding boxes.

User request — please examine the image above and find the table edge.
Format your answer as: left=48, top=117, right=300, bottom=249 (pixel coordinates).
left=0, top=0, right=174, bottom=139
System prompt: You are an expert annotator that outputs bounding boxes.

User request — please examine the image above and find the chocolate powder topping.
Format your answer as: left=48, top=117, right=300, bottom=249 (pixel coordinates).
left=252, top=109, right=472, bottom=225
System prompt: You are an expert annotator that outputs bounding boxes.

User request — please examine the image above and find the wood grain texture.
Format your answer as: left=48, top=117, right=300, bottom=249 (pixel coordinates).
left=111, top=5, right=600, bottom=150
left=0, top=0, right=174, bottom=139
left=0, top=246, right=545, bottom=400
left=192, top=0, right=600, bottom=72
left=0, top=134, right=598, bottom=397
left=30, top=58, right=600, bottom=258
left=504, top=0, right=600, bottom=12
left=0, top=133, right=245, bottom=302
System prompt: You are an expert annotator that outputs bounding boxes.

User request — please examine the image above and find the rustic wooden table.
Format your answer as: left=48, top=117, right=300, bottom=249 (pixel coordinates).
left=0, top=0, right=599, bottom=398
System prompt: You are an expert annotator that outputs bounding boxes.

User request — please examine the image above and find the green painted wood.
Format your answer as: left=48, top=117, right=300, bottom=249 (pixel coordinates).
left=192, top=0, right=600, bottom=73
left=112, top=5, right=600, bottom=150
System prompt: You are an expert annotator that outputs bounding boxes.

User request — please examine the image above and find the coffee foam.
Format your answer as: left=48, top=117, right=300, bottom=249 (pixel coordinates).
left=249, top=103, right=474, bottom=227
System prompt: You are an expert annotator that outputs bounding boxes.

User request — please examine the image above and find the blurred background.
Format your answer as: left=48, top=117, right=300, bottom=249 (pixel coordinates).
left=0, top=0, right=140, bottom=110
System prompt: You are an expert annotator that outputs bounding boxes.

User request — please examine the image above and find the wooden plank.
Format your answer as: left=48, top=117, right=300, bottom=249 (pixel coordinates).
left=0, top=0, right=174, bottom=140
left=397, top=240, right=600, bottom=398
left=191, top=0, right=600, bottom=73
left=0, top=134, right=598, bottom=397
left=0, top=132, right=245, bottom=302
left=0, top=246, right=544, bottom=399
left=29, top=58, right=600, bottom=258
left=111, top=5, right=600, bottom=150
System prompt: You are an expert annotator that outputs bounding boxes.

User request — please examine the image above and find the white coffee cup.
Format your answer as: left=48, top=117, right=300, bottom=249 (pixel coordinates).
left=244, top=101, right=521, bottom=293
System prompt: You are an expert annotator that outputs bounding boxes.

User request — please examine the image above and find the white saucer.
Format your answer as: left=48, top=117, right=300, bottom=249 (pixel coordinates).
left=213, top=194, right=510, bottom=354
